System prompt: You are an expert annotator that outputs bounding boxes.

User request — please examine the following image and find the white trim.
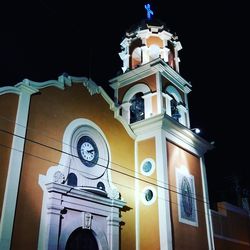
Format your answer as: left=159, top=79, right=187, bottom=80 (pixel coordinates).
left=166, top=85, right=183, bottom=103
left=214, top=234, right=250, bottom=246
left=59, top=218, right=109, bottom=250
left=184, top=92, right=190, bottom=128
left=163, top=93, right=173, bottom=116
left=110, top=58, right=191, bottom=92
left=178, top=104, right=188, bottom=126
left=131, top=114, right=213, bottom=157
left=200, top=157, right=215, bottom=250
left=38, top=118, right=123, bottom=249
left=140, top=158, right=155, bottom=176
left=142, top=93, right=153, bottom=118
left=38, top=175, right=48, bottom=250
left=15, top=78, right=65, bottom=90
left=122, top=83, right=150, bottom=103
left=155, top=131, right=173, bottom=250
left=156, top=72, right=163, bottom=115
left=0, top=85, right=38, bottom=250
left=135, top=141, right=140, bottom=250
left=0, top=86, right=21, bottom=95
left=41, top=182, right=125, bottom=250
left=175, top=168, right=198, bottom=227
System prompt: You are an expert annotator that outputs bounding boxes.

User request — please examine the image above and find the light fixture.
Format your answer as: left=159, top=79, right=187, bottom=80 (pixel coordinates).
left=191, top=128, right=201, bottom=134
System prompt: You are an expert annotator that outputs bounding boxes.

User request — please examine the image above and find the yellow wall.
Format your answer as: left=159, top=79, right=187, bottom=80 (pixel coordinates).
left=118, top=75, right=156, bottom=103
left=167, top=141, right=209, bottom=250
left=138, top=138, right=160, bottom=250
left=10, top=84, right=135, bottom=250
left=0, top=94, right=18, bottom=220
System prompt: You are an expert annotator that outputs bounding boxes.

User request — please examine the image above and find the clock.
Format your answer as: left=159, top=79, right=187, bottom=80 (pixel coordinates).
left=77, top=136, right=99, bottom=168
left=181, top=176, right=193, bottom=217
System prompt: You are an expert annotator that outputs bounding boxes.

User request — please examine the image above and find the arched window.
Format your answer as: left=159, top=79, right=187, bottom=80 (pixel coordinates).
left=170, top=98, right=181, bottom=122
left=67, top=173, right=77, bottom=187
left=166, top=85, right=183, bottom=122
left=130, top=92, right=144, bottom=123
left=66, top=228, right=98, bottom=250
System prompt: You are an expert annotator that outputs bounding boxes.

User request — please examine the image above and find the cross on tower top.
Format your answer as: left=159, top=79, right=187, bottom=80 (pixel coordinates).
left=144, top=4, right=154, bottom=20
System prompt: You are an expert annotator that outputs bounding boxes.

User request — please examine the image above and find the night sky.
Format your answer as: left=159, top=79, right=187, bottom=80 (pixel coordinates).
left=0, top=1, right=249, bottom=205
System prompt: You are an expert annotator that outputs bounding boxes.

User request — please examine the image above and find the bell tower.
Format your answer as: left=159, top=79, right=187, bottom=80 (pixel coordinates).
left=110, top=18, right=191, bottom=128
left=110, top=11, right=214, bottom=250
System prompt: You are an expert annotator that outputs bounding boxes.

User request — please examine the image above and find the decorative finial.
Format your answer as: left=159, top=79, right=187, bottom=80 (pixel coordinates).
left=144, top=3, right=154, bottom=20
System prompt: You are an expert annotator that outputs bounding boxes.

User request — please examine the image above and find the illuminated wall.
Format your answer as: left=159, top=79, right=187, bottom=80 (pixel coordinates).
left=6, top=84, right=135, bottom=249
left=167, top=141, right=209, bottom=250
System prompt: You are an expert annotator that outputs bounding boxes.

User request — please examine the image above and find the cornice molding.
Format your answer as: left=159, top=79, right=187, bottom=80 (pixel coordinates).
left=45, top=182, right=126, bottom=208
left=130, top=113, right=213, bottom=156
left=0, top=74, right=116, bottom=112
left=16, top=78, right=65, bottom=90
left=109, top=58, right=191, bottom=93
left=0, top=86, right=21, bottom=95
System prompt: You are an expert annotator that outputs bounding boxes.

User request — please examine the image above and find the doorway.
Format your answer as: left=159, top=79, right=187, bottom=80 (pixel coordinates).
left=65, top=228, right=99, bottom=250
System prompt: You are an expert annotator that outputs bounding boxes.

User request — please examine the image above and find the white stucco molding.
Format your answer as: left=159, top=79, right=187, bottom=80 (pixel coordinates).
left=109, top=58, right=192, bottom=93
left=122, top=83, right=150, bottom=103
left=0, top=83, right=38, bottom=250
left=44, top=182, right=125, bottom=250
left=1, top=75, right=116, bottom=115
left=0, top=86, right=21, bottom=95
left=130, top=113, right=213, bottom=157
left=16, top=78, right=65, bottom=90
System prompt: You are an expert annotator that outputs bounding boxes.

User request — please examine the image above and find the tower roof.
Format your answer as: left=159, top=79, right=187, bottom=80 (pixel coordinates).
left=125, top=18, right=172, bottom=39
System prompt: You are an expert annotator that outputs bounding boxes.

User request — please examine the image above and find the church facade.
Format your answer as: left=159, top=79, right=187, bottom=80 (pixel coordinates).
left=0, top=18, right=249, bottom=250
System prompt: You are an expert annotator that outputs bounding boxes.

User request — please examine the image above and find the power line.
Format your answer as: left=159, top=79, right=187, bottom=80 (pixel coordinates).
left=0, top=114, right=206, bottom=200
left=0, top=128, right=210, bottom=209
left=0, top=141, right=212, bottom=219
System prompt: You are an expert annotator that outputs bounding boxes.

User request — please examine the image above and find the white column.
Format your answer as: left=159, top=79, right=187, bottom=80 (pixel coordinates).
left=178, top=104, right=187, bottom=126
left=174, top=47, right=180, bottom=73
left=134, top=141, right=140, bottom=250
left=164, top=94, right=173, bottom=116
left=162, top=47, right=170, bottom=63
left=156, top=72, right=163, bottom=115
left=141, top=46, right=149, bottom=65
left=121, top=102, right=131, bottom=124
left=155, top=131, right=173, bottom=250
left=0, top=84, right=38, bottom=250
left=184, top=92, right=190, bottom=128
left=200, top=157, right=215, bottom=250
left=46, top=192, right=64, bottom=250
left=106, top=211, right=121, bottom=250
left=124, top=54, right=130, bottom=72
left=142, top=93, right=153, bottom=119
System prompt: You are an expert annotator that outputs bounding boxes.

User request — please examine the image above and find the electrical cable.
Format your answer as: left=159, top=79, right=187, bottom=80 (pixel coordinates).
left=0, top=115, right=206, bottom=200
left=0, top=130, right=211, bottom=211
left=0, top=141, right=212, bottom=219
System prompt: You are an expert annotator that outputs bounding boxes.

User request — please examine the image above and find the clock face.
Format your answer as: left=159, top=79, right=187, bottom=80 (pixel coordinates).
left=77, top=136, right=99, bottom=167
left=181, top=177, right=193, bottom=217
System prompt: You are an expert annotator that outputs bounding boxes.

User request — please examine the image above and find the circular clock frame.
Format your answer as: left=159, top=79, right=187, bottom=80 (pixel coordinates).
left=72, top=125, right=109, bottom=180
left=77, top=136, right=99, bottom=168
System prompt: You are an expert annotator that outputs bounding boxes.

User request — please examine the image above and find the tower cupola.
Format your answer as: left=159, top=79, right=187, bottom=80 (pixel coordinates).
left=119, top=19, right=182, bottom=73
left=110, top=15, right=191, bottom=129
